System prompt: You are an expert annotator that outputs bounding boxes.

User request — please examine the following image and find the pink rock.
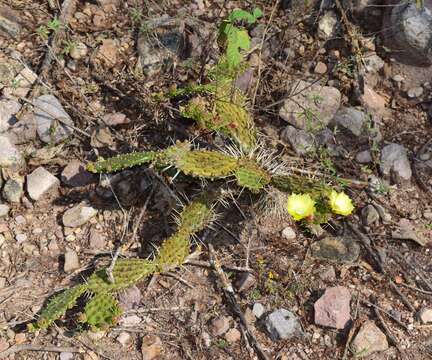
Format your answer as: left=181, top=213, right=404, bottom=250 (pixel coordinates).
left=361, top=85, right=387, bottom=116
left=102, top=112, right=130, bottom=126
left=314, top=286, right=351, bottom=329
left=61, top=160, right=94, bottom=187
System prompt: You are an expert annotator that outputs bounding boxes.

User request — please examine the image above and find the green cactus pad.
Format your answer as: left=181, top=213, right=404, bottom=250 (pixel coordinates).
left=161, top=142, right=238, bottom=178
left=155, top=229, right=190, bottom=272
left=235, top=159, right=271, bottom=191
left=87, top=151, right=157, bottom=173
left=29, top=284, right=88, bottom=330
left=87, top=259, right=157, bottom=293
left=179, top=195, right=215, bottom=234
left=81, top=292, right=122, bottom=329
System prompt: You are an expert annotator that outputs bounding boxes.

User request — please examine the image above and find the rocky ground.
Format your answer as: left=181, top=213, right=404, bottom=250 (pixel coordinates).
left=0, top=0, right=432, bottom=359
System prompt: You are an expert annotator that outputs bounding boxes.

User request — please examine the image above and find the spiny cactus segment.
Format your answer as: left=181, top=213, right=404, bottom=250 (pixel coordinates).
left=81, top=292, right=122, bottom=330
left=86, top=151, right=156, bottom=174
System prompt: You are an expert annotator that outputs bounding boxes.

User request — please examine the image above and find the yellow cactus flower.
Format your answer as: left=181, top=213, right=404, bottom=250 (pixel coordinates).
left=328, top=190, right=354, bottom=216
left=286, top=193, right=316, bottom=221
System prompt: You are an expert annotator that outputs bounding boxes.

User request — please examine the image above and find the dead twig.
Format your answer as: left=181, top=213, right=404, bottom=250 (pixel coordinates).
left=0, top=344, right=83, bottom=359
left=208, top=244, right=270, bottom=360
left=361, top=299, right=410, bottom=332
left=388, top=281, right=416, bottom=312
left=184, top=259, right=252, bottom=273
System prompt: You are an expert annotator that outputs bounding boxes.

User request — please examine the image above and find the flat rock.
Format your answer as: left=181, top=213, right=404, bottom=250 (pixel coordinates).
left=282, top=226, right=297, bottom=241
left=137, top=17, right=186, bottom=75
left=234, top=272, right=256, bottom=292
left=356, top=150, right=372, bottom=164
left=225, top=328, right=241, bottom=343
left=3, top=67, right=37, bottom=99
left=279, top=80, right=341, bottom=131
left=361, top=85, right=387, bottom=116
left=64, top=248, right=79, bottom=273
left=62, top=203, right=97, bottom=227
left=314, top=286, right=351, bottom=329
left=0, top=135, right=24, bottom=169
left=61, top=160, right=94, bottom=187
left=94, top=39, right=118, bottom=68
left=88, top=228, right=106, bottom=249
left=252, top=303, right=266, bottom=319
left=281, top=125, right=315, bottom=155
left=26, top=167, right=60, bottom=201
left=0, top=99, right=21, bottom=132
left=59, top=352, right=74, bottom=360
left=102, top=112, right=130, bottom=126
left=2, top=177, right=23, bottom=203
left=351, top=321, right=389, bottom=357
left=364, top=53, right=385, bottom=73
left=8, top=111, right=37, bottom=145
left=311, top=236, right=360, bottom=263
left=380, top=143, right=412, bottom=183
left=34, top=95, right=74, bottom=144
left=116, top=331, right=131, bottom=346
left=264, top=309, right=303, bottom=341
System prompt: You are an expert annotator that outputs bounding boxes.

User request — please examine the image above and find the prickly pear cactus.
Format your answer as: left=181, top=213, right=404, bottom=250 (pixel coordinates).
left=235, top=158, right=271, bottom=191
left=155, top=229, right=191, bottom=272
left=87, top=259, right=157, bottom=293
left=161, top=141, right=238, bottom=178
left=81, top=292, right=122, bottom=329
left=29, top=284, right=88, bottom=330
left=87, top=151, right=156, bottom=173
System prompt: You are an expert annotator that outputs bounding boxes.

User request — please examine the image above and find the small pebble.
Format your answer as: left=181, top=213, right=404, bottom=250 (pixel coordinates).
left=314, top=61, right=327, bottom=74
left=117, top=331, right=131, bottom=346
left=225, top=328, right=241, bottom=343
left=15, top=233, right=27, bottom=243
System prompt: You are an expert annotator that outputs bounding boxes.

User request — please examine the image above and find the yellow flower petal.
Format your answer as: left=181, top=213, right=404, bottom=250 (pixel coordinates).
left=286, top=193, right=316, bottom=221
left=328, top=190, right=354, bottom=216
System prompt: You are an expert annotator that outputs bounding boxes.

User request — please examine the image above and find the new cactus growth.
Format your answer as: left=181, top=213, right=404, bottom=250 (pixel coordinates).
left=81, top=292, right=122, bottom=329
left=87, top=151, right=156, bottom=174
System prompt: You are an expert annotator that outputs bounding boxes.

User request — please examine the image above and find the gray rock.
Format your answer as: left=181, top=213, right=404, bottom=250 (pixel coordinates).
left=137, top=17, right=186, bottom=75
left=0, top=5, right=22, bottom=39
left=3, top=67, right=37, bottom=99
left=252, top=303, right=266, bottom=319
left=281, top=226, right=297, bottom=241
left=363, top=53, right=385, bottom=73
left=317, top=11, right=338, bottom=40
left=234, top=272, right=256, bottom=292
left=120, top=315, right=141, bottom=327
left=383, top=1, right=432, bottom=66
left=0, top=204, right=10, bottom=217
left=0, top=99, right=21, bottom=132
left=318, top=266, right=336, bottom=282
left=61, top=160, right=94, bottom=187
left=380, top=143, right=412, bottom=183
left=351, top=321, right=388, bottom=357
left=62, top=203, right=97, bottom=227
left=311, top=236, right=360, bottom=264
left=0, top=135, right=24, bottom=169
left=407, top=86, right=424, bottom=98
left=64, top=248, right=79, bottom=273
left=279, top=80, right=341, bottom=131
left=314, top=286, right=351, bottom=329
left=331, top=107, right=368, bottom=137
left=356, top=150, right=372, bottom=164
left=418, top=308, right=432, bottom=324
left=8, top=112, right=37, bottom=144
left=264, top=309, right=303, bottom=341
left=281, top=125, right=315, bottom=156
left=116, top=332, right=131, bottom=346
left=34, top=95, right=74, bottom=144
left=118, top=286, right=142, bottom=311
left=26, top=167, right=60, bottom=201
left=102, top=112, right=130, bottom=126
left=361, top=205, right=379, bottom=226
left=210, top=316, right=231, bottom=336
left=2, top=177, right=23, bottom=203
left=59, top=352, right=74, bottom=360
left=88, top=228, right=106, bottom=249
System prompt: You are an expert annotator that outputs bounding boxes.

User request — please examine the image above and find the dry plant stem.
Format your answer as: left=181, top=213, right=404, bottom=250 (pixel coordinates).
left=361, top=299, right=410, bottom=332
left=106, top=187, right=154, bottom=283
left=40, top=0, right=77, bottom=78
left=0, top=344, right=83, bottom=359
left=164, top=271, right=194, bottom=289
left=399, top=282, right=432, bottom=295
left=347, top=221, right=384, bottom=273
left=342, top=293, right=360, bottom=360
left=251, top=0, right=278, bottom=106
left=388, top=281, right=416, bottom=312
left=184, top=259, right=252, bottom=273
left=373, top=302, right=406, bottom=359
left=208, top=244, right=270, bottom=360
left=392, top=252, right=432, bottom=292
